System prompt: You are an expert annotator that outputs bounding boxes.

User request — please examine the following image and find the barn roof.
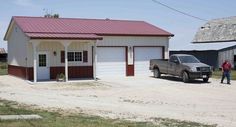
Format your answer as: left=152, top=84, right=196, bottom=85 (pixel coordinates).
left=4, top=16, right=173, bottom=40
left=193, top=16, right=236, bottom=43
left=0, top=48, right=6, bottom=54
left=171, top=42, right=236, bottom=51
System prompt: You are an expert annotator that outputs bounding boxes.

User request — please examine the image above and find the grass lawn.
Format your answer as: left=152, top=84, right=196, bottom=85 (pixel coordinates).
left=212, top=70, right=236, bottom=80
left=0, top=99, right=216, bottom=127
left=0, top=62, right=7, bottom=75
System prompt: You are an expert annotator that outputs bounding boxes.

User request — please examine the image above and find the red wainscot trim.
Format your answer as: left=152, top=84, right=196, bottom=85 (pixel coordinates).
left=50, top=66, right=93, bottom=79
left=125, top=47, right=134, bottom=76
left=68, top=66, right=93, bottom=78
left=8, top=65, right=33, bottom=80
left=50, top=66, right=65, bottom=79
left=127, top=65, right=134, bottom=76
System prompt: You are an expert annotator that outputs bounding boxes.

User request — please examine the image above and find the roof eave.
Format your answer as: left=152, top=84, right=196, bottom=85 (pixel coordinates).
left=96, top=33, right=174, bottom=37
left=3, top=18, right=14, bottom=41
left=192, top=39, right=236, bottom=43
left=29, top=37, right=103, bottom=40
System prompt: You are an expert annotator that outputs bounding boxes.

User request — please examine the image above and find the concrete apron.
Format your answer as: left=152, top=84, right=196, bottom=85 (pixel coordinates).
left=0, top=115, right=42, bottom=120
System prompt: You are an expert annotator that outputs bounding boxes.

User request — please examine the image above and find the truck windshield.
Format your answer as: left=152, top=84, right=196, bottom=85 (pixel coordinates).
left=178, top=56, right=200, bottom=63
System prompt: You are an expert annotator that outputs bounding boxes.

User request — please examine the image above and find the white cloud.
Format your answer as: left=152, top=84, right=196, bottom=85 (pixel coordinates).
left=13, top=0, right=34, bottom=7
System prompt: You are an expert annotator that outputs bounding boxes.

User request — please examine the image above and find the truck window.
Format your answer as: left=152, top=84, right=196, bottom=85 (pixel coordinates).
left=170, top=56, right=178, bottom=63
left=179, top=56, right=200, bottom=63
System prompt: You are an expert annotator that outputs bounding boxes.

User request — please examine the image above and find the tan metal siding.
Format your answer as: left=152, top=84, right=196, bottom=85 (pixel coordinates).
left=8, top=24, right=28, bottom=66
left=97, top=36, right=169, bottom=64
left=26, top=36, right=169, bottom=68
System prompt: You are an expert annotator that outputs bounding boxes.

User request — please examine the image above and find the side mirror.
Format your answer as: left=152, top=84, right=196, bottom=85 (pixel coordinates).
left=174, top=60, right=179, bottom=64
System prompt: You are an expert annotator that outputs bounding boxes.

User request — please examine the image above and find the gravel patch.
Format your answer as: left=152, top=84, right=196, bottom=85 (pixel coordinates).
left=0, top=75, right=235, bottom=127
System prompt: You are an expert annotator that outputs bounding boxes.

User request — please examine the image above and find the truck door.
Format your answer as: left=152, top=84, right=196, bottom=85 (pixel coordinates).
left=168, top=56, right=179, bottom=75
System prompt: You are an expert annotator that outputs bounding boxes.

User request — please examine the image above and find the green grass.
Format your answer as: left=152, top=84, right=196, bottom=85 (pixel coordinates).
left=0, top=62, right=7, bottom=75
left=212, top=70, right=236, bottom=80
left=0, top=99, right=216, bottom=127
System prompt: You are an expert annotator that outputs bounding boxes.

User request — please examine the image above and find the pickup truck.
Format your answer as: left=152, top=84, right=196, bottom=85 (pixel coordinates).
left=149, top=54, right=212, bottom=83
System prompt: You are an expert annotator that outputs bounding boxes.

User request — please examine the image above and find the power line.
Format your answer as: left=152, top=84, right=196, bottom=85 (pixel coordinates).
left=151, top=0, right=209, bottom=22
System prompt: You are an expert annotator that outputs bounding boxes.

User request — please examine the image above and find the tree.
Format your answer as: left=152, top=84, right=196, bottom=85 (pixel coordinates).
left=44, top=13, right=59, bottom=18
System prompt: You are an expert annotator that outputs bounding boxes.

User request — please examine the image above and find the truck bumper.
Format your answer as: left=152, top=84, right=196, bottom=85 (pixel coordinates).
left=188, top=72, right=212, bottom=79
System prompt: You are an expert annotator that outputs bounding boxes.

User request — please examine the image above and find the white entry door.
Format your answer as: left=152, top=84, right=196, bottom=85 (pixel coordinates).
left=96, top=47, right=126, bottom=78
left=37, top=52, right=50, bottom=80
left=134, top=47, right=163, bottom=76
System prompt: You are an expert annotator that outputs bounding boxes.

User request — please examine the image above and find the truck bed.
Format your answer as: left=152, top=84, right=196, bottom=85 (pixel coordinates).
left=150, top=59, right=169, bottom=72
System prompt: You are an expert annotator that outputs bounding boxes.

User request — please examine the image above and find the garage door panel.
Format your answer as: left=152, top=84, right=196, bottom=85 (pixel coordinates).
left=97, top=47, right=126, bottom=77
left=134, top=47, right=162, bottom=76
left=97, top=65, right=125, bottom=71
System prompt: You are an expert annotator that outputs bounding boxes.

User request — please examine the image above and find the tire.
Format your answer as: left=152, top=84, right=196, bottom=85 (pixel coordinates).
left=153, top=69, right=161, bottom=78
left=203, top=78, right=209, bottom=82
left=182, top=72, right=189, bottom=83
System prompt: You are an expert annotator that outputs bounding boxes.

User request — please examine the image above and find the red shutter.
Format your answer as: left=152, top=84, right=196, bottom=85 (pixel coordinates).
left=61, top=51, right=65, bottom=63
left=83, top=51, right=88, bottom=62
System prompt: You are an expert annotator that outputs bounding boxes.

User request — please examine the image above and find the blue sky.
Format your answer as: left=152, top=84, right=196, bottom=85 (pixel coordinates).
left=0, top=0, right=235, bottom=50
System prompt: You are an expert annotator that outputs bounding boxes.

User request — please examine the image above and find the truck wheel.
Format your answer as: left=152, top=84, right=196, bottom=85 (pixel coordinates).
left=203, top=78, right=209, bottom=82
left=182, top=72, right=189, bottom=83
left=154, top=69, right=161, bottom=78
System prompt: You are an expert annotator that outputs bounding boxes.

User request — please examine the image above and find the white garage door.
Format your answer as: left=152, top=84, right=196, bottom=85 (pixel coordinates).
left=134, top=47, right=162, bottom=76
left=97, top=47, right=126, bottom=78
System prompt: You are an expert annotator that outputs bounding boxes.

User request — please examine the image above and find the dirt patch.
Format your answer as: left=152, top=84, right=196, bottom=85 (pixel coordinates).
left=33, top=81, right=110, bottom=91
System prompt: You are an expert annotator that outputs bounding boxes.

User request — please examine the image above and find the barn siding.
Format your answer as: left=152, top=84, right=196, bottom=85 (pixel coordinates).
left=218, top=49, right=235, bottom=69
left=170, top=50, right=219, bottom=69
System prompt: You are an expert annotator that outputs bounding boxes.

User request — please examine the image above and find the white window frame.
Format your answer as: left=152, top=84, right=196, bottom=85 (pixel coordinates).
left=67, top=51, right=83, bottom=63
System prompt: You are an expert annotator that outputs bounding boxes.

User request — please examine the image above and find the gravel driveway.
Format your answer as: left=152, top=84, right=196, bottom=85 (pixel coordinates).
left=0, top=75, right=235, bottom=127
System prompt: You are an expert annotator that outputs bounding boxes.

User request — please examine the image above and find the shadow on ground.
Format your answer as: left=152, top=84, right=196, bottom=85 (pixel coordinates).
left=151, top=75, right=211, bottom=84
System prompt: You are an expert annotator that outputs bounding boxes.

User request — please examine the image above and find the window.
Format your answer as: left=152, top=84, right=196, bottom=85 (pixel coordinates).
left=170, top=56, right=177, bottom=63
left=61, top=50, right=88, bottom=63
left=75, top=52, right=82, bottom=61
left=68, top=52, right=75, bottom=61
left=169, top=56, right=180, bottom=64
left=39, top=54, right=46, bottom=67
left=179, top=56, right=200, bottom=63
left=68, top=51, right=82, bottom=62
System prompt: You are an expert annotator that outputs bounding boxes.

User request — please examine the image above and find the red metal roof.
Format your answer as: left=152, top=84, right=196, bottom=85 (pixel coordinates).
left=12, top=16, right=173, bottom=39
left=26, top=33, right=103, bottom=40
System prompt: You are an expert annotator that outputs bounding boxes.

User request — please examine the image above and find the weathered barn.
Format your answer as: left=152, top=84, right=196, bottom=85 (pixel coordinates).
left=193, top=16, right=236, bottom=43
left=218, top=45, right=236, bottom=69
left=187, top=16, right=236, bottom=69
left=170, top=42, right=236, bottom=70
